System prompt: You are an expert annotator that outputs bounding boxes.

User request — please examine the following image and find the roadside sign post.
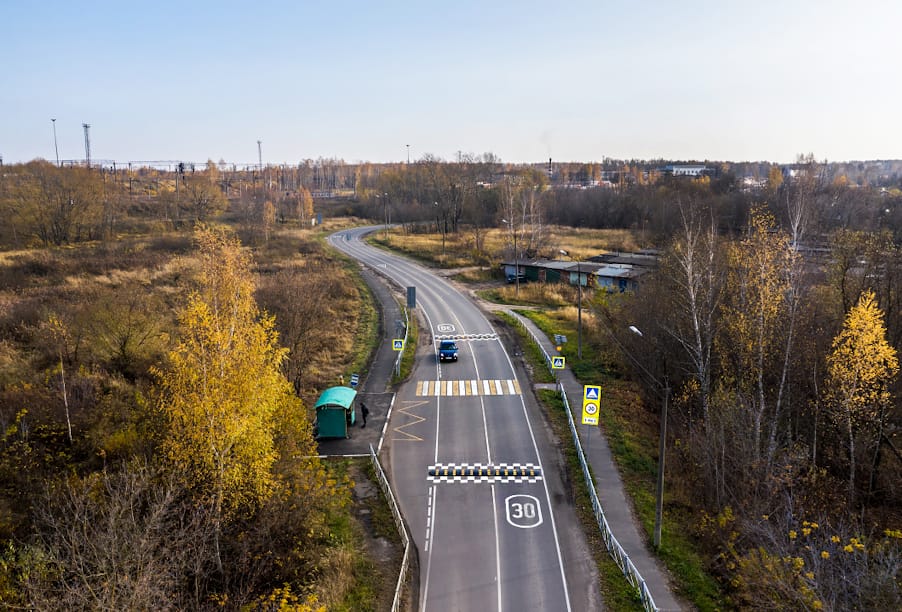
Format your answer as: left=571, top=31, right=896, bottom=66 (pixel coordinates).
left=582, top=385, right=602, bottom=456
left=350, top=373, right=359, bottom=388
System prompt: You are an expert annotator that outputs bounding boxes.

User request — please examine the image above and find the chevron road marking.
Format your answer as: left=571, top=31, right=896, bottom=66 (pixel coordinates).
left=392, top=400, right=428, bottom=441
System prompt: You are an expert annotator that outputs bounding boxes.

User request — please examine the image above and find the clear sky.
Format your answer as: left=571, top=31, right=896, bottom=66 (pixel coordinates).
left=2, top=0, right=900, bottom=166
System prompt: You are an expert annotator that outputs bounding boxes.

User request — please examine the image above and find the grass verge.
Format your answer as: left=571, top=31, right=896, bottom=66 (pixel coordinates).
left=499, top=311, right=644, bottom=609
left=318, top=458, right=402, bottom=612
left=519, top=311, right=724, bottom=610
left=393, top=306, right=418, bottom=384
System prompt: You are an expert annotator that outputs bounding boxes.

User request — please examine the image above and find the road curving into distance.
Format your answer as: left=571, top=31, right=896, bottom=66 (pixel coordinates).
left=330, top=227, right=601, bottom=611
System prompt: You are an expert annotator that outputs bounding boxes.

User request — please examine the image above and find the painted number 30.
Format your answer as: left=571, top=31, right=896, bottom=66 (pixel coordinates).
left=505, top=495, right=543, bottom=528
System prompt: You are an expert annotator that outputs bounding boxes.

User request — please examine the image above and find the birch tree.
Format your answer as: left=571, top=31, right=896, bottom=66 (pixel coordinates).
left=720, top=207, right=800, bottom=477
left=152, top=227, right=290, bottom=573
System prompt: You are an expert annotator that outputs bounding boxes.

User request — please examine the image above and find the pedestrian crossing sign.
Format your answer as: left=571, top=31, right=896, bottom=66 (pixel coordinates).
left=551, top=356, right=565, bottom=369
left=581, top=385, right=602, bottom=426
left=393, top=339, right=405, bottom=351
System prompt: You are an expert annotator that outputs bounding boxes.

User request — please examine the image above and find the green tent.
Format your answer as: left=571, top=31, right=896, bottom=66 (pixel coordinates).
left=314, top=386, right=357, bottom=439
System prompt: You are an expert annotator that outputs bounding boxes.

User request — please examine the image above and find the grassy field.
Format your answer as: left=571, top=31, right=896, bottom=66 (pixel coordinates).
left=369, top=225, right=647, bottom=270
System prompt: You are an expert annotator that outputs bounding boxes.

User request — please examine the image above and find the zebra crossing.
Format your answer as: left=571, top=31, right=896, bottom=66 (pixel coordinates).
left=416, top=379, right=522, bottom=397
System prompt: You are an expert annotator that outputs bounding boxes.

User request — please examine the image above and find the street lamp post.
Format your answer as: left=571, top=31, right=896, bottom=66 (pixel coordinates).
left=383, top=192, right=389, bottom=231
left=628, top=325, right=669, bottom=549
left=375, top=194, right=383, bottom=237
left=503, top=218, right=519, bottom=295
left=560, top=249, right=583, bottom=359
left=51, top=118, right=60, bottom=166
left=577, top=258, right=582, bottom=359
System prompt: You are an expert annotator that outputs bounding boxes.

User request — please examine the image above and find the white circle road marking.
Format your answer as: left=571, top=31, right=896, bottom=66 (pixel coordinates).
left=505, top=494, right=543, bottom=529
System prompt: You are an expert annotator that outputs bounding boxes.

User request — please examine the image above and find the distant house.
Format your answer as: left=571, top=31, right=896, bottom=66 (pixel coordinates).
left=661, top=164, right=708, bottom=177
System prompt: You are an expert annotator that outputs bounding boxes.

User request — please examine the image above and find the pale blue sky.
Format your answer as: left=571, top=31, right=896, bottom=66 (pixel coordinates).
left=2, top=0, right=900, bottom=165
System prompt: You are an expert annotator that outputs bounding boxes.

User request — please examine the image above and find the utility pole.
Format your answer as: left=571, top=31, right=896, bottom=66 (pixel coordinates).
left=406, top=144, right=410, bottom=165
left=577, top=258, right=582, bottom=359
left=51, top=118, right=60, bottom=166
left=82, top=123, right=91, bottom=168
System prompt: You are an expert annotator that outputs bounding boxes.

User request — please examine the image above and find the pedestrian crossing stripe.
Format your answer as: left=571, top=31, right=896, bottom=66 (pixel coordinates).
left=428, top=462, right=543, bottom=484
left=416, top=379, right=521, bottom=396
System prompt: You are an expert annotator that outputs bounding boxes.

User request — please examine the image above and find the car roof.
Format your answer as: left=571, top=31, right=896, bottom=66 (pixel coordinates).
left=439, top=340, right=456, bottom=346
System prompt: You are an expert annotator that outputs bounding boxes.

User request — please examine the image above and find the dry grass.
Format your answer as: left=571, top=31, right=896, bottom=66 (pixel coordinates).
left=547, top=227, right=645, bottom=260
left=313, top=545, right=358, bottom=608
left=496, top=282, right=581, bottom=308
left=380, top=225, right=645, bottom=269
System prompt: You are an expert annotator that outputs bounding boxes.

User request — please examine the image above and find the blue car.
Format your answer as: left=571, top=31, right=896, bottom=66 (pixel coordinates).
left=439, top=340, right=459, bottom=361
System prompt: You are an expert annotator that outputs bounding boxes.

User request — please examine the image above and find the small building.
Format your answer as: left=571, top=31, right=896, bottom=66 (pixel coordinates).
left=502, top=256, right=650, bottom=293
left=661, top=164, right=708, bottom=177
left=314, top=386, right=357, bottom=439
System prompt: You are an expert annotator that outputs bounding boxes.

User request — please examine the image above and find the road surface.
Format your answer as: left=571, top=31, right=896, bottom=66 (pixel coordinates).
left=330, top=227, right=600, bottom=611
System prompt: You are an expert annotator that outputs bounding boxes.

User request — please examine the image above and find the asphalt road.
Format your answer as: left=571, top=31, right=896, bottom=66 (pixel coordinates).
left=329, top=227, right=601, bottom=611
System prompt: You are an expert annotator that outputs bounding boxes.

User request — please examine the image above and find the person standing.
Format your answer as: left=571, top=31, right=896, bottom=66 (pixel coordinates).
left=360, top=403, right=369, bottom=428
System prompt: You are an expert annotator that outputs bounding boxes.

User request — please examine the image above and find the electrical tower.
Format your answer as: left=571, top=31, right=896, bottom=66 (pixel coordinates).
left=82, top=123, right=91, bottom=168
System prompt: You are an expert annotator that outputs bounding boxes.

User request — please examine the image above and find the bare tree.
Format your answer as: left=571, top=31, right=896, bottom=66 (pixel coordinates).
left=26, top=464, right=215, bottom=611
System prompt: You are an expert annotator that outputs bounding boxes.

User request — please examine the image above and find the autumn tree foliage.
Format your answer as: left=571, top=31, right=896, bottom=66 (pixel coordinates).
left=825, top=290, right=899, bottom=504
left=152, top=226, right=293, bottom=570
left=719, top=207, right=801, bottom=486
left=2, top=161, right=104, bottom=246
left=181, top=172, right=228, bottom=222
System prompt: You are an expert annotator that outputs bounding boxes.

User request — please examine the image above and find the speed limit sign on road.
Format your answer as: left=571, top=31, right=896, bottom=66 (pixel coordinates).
left=581, top=385, right=601, bottom=426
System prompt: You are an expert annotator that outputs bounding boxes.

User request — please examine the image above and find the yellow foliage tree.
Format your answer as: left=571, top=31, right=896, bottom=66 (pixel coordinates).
left=721, top=207, right=798, bottom=468
left=153, top=226, right=293, bottom=571
left=296, top=186, right=314, bottom=223
left=766, top=165, right=784, bottom=191
left=825, top=290, right=899, bottom=503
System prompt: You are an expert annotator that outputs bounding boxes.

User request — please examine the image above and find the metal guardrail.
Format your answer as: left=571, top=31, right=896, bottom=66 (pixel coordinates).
left=370, top=444, right=411, bottom=612
left=513, top=314, right=659, bottom=612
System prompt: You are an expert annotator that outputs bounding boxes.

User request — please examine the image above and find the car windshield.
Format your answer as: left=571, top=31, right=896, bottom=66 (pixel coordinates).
left=440, top=341, right=457, bottom=349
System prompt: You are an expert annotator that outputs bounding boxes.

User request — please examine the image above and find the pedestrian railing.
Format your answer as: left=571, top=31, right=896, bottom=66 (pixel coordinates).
left=512, top=313, right=659, bottom=612
left=370, top=444, right=412, bottom=612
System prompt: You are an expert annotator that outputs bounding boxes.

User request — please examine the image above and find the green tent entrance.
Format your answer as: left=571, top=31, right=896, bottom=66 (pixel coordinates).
left=314, top=386, right=357, bottom=439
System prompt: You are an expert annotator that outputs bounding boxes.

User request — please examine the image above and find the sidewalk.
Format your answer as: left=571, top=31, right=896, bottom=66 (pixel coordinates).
left=505, top=308, right=684, bottom=612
